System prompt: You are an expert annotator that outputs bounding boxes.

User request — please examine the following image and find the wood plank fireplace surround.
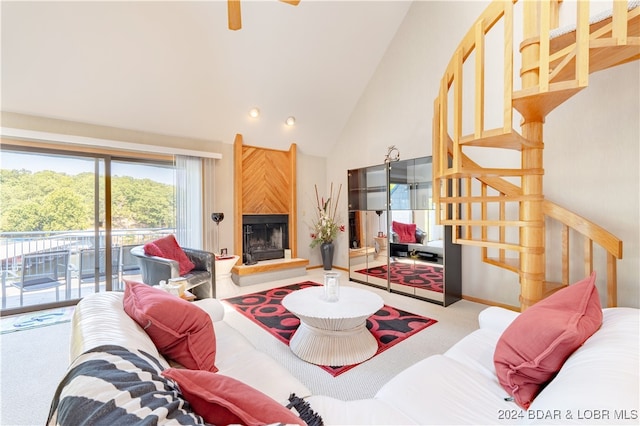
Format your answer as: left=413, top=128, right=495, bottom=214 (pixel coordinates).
left=231, top=134, right=309, bottom=285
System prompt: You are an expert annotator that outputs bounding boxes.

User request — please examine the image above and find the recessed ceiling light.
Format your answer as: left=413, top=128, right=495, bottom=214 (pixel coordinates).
left=285, top=116, right=296, bottom=126
left=249, top=108, right=260, bottom=118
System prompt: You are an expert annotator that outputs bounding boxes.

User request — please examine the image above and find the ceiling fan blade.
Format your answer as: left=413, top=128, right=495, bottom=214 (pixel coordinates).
left=228, top=0, right=242, bottom=30
left=279, top=0, right=300, bottom=5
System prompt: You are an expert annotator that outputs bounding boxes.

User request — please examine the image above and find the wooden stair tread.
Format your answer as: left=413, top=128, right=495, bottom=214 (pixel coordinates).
left=513, top=82, right=584, bottom=121
left=459, top=129, right=542, bottom=150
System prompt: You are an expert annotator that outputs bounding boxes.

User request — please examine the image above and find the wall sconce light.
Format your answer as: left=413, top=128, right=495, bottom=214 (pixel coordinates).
left=285, top=116, right=296, bottom=126
left=249, top=108, right=260, bottom=118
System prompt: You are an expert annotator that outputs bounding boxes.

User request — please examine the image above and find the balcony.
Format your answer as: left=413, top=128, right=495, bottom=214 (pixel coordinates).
left=1, top=228, right=174, bottom=311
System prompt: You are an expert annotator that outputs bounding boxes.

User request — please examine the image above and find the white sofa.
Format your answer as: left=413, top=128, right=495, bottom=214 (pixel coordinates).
left=49, top=292, right=639, bottom=425
left=309, top=306, right=639, bottom=425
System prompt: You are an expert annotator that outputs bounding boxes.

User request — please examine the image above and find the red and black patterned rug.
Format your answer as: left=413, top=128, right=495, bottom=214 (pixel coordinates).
left=223, top=281, right=437, bottom=376
left=355, top=262, right=444, bottom=293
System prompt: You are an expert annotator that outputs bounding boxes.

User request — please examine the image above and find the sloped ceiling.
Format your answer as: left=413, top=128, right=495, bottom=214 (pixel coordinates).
left=1, top=1, right=412, bottom=157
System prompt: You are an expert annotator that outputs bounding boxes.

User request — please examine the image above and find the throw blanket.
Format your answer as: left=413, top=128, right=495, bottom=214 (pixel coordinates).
left=48, top=345, right=323, bottom=426
left=47, top=345, right=205, bottom=425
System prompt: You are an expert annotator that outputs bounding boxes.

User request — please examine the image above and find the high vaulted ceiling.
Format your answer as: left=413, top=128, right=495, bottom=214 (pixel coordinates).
left=1, top=1, right=412, bottom=157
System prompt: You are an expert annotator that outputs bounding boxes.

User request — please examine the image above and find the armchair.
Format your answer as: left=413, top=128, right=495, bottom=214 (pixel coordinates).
left=130, top=246, right=215, bottom=299
left=390, top=225, right=426, bottom=244
left=389, top=221, right=440, bottom=260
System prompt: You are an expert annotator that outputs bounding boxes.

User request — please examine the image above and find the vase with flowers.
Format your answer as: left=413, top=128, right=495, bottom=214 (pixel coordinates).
left=310, top=183, right=345, bottom=270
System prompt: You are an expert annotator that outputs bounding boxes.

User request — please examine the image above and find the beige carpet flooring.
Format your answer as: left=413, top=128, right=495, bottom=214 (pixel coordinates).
left=1, top=318, right=72, bottom=426
left=0, top=269, right=487, bottom=425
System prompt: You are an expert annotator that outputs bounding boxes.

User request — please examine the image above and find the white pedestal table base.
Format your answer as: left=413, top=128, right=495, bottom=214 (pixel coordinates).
left=289, top=318, right=378, bottom=366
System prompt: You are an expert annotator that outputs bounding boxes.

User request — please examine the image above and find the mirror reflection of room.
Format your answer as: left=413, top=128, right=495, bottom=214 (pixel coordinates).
left=388, top=156, right=444, bottom=301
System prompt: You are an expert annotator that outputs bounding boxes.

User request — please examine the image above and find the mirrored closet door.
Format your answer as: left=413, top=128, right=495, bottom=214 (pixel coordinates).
left=347, top=165, right=388, bottom=289
left=348, top=156, right=461, bottom=306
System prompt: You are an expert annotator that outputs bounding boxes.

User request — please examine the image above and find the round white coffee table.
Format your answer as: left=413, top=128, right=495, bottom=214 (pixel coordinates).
left=281, top=286, right=384, bottom=366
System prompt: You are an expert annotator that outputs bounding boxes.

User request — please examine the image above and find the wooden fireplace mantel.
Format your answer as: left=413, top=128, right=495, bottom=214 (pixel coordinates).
left=233, top=134, right=298, bottom=265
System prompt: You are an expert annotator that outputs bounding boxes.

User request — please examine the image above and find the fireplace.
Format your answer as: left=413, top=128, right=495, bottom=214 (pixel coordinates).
left=242, top=214, right=289, bottom=263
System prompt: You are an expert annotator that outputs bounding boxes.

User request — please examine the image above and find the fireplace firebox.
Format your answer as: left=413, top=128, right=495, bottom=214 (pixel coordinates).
left=242, top=214, right=289, bottom=263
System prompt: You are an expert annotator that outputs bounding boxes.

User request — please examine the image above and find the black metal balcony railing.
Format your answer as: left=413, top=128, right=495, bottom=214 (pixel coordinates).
left=1, top=228, right=174, bottom=311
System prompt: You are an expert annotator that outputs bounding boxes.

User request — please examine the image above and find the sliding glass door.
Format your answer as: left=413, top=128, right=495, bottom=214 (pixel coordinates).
left=0, top=147, right=176, bottom=314
left=1, top=149, right=107, bottom=313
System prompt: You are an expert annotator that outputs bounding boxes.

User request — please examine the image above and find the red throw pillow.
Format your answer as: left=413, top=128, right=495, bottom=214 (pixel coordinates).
left=123, top=280, right=217, bottom=372
left=161, top=369, right=305, bottom=426
left=144, top=234, right=195, bottom=276
left=494, top=272, right=602, bottom=409
left=392, top=221, right=417, bottom=243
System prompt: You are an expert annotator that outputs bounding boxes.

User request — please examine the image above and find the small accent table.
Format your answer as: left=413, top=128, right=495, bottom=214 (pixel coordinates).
left=282, top=286, right=384, bottom=366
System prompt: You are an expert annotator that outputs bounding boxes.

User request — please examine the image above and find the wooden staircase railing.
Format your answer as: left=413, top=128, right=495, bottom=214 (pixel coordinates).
left=432, top=0, right=635, bottom=310
left=543, top=200, right=623, bottom=307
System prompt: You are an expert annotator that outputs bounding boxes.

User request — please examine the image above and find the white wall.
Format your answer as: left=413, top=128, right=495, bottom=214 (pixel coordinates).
left=296, top=153, right=327, bottom=265
left=211, top=142, right=235, bottom=255
left=327, top=1, right=489, bottom=266
left=330, top=1, right=639, bottom=308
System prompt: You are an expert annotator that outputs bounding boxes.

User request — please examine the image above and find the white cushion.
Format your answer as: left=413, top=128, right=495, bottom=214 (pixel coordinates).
left=216, top=349, right=312, bottom=403
left=213, top=321, right=261, bottom=364
left=213, top=321, right=312, bottom=402
left=192, top=297, right=225, bottom=322
left=70, top=292, right=168, bottom=368
left=444, top=328, right=501, bottom=380
left=376, top=355, right=515, bottom=424
left=478, top=306, right=519, bottom=334
left=304, top=395, right=418, bottom=425
left=526, top=308, right=639, bottom=424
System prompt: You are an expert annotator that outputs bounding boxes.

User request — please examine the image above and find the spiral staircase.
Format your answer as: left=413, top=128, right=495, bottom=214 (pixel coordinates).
left=433, top=0, right=638, bottom=310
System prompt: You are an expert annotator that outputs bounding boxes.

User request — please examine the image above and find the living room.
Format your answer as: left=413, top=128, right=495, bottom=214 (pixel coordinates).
left=2, top=0, right=638, bottom=310
left=1, top=0, right=638, bottom=425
